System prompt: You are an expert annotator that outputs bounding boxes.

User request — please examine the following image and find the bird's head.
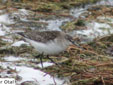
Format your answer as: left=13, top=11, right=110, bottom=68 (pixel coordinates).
left=65, top=34, right=81, bottom=48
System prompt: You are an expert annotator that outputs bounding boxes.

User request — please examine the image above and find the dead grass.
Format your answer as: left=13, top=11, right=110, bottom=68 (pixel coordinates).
left=43, top=35, right=113, bottom=85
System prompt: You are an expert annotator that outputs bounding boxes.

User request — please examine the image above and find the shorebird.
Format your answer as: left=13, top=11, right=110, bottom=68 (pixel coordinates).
left=17, top=30, right=79, bottom=67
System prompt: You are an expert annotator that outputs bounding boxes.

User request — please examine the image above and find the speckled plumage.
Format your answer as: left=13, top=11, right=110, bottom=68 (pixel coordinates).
left=17, top=30, right=72, bottom=43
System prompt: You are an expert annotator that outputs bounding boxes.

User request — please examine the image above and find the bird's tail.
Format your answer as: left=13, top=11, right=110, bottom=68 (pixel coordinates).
left=17, top=32, right=26, bottom=37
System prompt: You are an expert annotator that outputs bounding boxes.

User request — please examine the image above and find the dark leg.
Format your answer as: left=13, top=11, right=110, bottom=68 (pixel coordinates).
left=46, top=55, right=60, bottom=66
left=35, top=54, right=44, bottom=68
left=40, top=54, right=43, bottom=68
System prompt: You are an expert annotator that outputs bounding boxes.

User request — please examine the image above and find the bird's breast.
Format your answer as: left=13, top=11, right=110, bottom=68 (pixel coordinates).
left=25, top=38, right=69, bottom=55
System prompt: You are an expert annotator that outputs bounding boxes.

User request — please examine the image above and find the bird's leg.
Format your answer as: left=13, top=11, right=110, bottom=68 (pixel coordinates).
left=35, top=53, right=44, bottom=68
left=40, top=53, right=44, bottom=68
left=46, top=55, right=60, bottom=66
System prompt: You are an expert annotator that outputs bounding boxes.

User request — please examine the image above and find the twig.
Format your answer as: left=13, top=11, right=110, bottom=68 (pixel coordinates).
left=96, top=63, right=113, bottom=67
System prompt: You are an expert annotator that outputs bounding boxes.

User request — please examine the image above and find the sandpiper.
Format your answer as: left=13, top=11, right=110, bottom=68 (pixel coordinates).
left=17, top=30, right=79, bottom=67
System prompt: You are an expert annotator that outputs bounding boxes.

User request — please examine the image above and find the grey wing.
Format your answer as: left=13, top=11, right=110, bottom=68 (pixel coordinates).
left=17, top=31, right=59, bottom=43
left=17, top=32, right=45, bottom=42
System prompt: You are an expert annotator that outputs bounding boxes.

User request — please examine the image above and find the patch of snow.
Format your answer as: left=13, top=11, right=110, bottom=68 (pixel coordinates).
left=11, top=41, right=29, bottom=47
left=0, top=9, right=6, bottom=14
left=96, top=0, right=113, bottom=6
left=11, top=30, right=25, bottom=34
left=0, top=62, right=14, bottom=69
left=0, top=62, right=17, bottom=78
left=1, top=0, right=7, bottom=4
left=0, top=14, right=14, bottom=25
left=0, top=28, right=5, bottom=36
left=97, top=16, right=113, bottom=24
left=70, top=0, right=113, bottom=18
left=3, top=56, right=25, bottom=62
left=38, top=62, right=54, bottom=68
left=15, top=66, right=67, bottom=85
left=70, top=8, right=87, bottom=18
left=12, top=9, right=29, bottom=21
left=1, top=24, right=11, bottom=32
left=0, top=23, right=11, bottom=36
left=40, top=19, right=70, bottom=31
left=18, top=9, right=29, bottom=15
left=0, top=59, right=68, bottom=85
left=2, top=38, right=13, bottom=43
left=75, top=21, right=113, bottom=40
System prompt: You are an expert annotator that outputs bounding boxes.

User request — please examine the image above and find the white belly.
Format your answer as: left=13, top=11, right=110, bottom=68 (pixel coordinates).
left=26, top=39, right=70, bottom=55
